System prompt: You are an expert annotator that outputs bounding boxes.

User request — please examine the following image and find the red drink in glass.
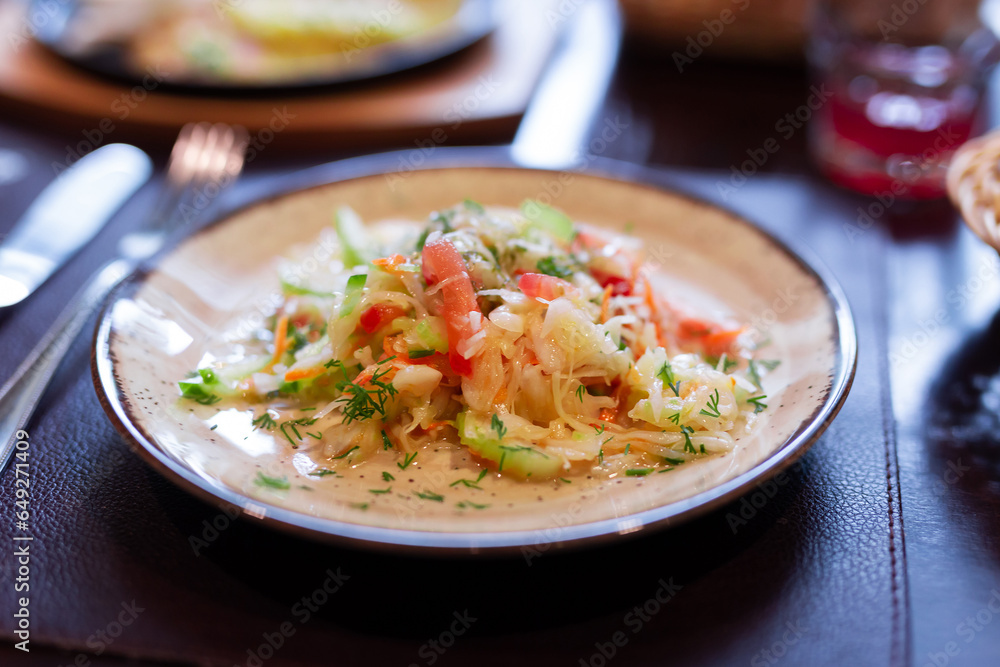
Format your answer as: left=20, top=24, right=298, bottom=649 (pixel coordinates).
left=809, top=1, right=996, bottom=199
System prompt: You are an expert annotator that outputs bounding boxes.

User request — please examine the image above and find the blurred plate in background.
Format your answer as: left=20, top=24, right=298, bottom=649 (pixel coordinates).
left=32, top=0, right=496, bottom=90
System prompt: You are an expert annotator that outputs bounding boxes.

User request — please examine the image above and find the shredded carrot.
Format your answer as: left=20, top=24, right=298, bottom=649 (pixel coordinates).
left=599, top=284, right=613, bottom=323
left=284, top=365, right=327, bottom=383
left=372, top=254, right=408, bottom=273
left=263, top=314, right=290, bottom=372
left=424, top=421, right=450, bottom=431
left=703, top=328, right=744, bottom=357
left=599, top=407, right=617, bottom=423
left=372, top=253, right=405, bottom=266
left=641, top=276, right=668, bottom=347
left=493, top=384, right=508, bottom=411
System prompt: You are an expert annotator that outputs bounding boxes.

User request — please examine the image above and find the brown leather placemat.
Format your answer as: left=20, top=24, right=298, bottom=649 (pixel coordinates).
left=0, top=152, right=905, bottom=666
left=0, top=0, right=559, bottom=152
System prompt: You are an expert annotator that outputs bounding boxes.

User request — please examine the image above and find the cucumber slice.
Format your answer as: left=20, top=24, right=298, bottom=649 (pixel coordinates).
left=335, top=206, right=374, bottom=268
left=456, top=412, right=562, bottom=480
left=521, top=200, right=575, bottom=243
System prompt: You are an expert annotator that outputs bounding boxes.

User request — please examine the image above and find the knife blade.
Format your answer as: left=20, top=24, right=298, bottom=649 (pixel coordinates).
left=0, top=143, right=152, bottom=308
left=510, top=0, right=622, bottom=170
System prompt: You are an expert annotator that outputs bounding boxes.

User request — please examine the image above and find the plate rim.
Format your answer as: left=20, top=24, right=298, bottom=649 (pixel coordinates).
left=91, top=148, right=858, bottom=555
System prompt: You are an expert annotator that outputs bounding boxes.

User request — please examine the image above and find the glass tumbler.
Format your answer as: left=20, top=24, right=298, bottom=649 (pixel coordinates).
left=809, top=0, right=1000, bottom=199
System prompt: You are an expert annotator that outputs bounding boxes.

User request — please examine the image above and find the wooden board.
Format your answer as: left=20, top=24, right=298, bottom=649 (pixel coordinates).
left=0, top=0, right=560, bottom=154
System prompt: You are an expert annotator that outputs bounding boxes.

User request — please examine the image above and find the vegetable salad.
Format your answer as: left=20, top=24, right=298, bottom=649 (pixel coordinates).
left=179, top=200, right=778, bottom=480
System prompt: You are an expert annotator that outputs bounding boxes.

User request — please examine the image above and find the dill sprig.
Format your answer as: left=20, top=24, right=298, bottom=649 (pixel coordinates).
left=336, top=365, right=399, bottom=424
left=252, top=412, right=277, bottom=430
left=331, top=445, right=359, bottom=460
left=681, top=425, right=696, bottom=454
left=699, top=389, right=722, bottom=418
left=491, top=413, right=508, bottom=439
left=456, top=501, right=490, bottom=510
left=657, top=361, right=682, bottom=396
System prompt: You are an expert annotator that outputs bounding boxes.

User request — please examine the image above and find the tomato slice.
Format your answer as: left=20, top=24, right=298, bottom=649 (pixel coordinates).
left=677, top=318, right=743, bottom=357
left=589, top=267, right=632, bottom=296
left=421, top=239, right=481, bottom=377
left=359, top=303, right=407, bottom=334
left=518, top=272, right=575, bottom=301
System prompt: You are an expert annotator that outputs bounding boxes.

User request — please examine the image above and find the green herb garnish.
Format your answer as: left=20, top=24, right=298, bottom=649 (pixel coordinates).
left=179, top=382, right=222, bottom=405
left=336, top=364, right=398, bottom=424
left=681, top=425, right=696, bottom=454
left=252, top=412, right=277, bottom=430
left=657, top=362, right=682, bottom=396
left=700, top=389, right=722, bottom=418
left=415, top=490, right=444, bottom=502
left=626, top=468, right=653, bottom=477
left=537, top=256, right=573, bottom=278
left=331, top=445, right=359, bottom=460
left=456, top=501, right=490, bottom=510
left=491, top=413, right=508, bottom=439
left=255, top=472, right=290, bottom=490
left=398, top=451, right=418, bottom=470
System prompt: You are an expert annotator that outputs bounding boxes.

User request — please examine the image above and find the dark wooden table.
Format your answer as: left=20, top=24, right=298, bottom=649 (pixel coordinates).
left=2, top=43, right=999, bottom=667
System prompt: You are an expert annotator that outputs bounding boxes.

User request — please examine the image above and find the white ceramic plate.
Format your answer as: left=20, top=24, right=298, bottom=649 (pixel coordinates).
left=93, top=157, right=856, bottom=554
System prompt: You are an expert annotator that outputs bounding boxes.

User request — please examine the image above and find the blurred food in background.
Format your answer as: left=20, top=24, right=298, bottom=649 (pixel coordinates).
left=55, top=0, right=472, bottom=86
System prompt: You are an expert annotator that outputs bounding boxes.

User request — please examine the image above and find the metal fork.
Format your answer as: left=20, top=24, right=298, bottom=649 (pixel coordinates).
left=0, top=123, right=248, bottom=472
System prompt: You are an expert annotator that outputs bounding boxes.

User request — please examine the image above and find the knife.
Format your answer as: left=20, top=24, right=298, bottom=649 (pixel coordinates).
left=510, top=0, right=622, bottom=170
left=0, top=143, right=153, bottom=308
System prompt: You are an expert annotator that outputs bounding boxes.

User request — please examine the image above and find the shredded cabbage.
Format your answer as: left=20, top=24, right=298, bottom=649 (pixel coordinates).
left=178, top=200, right=779, bottom=480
